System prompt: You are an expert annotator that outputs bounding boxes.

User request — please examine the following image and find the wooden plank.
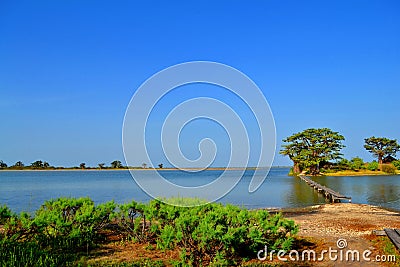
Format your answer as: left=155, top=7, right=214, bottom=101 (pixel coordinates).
left=372, top=230, right=387, bottom=236
left=384, top=228, right=400, bottom=251
left=299, top=175, right=351, bottom=203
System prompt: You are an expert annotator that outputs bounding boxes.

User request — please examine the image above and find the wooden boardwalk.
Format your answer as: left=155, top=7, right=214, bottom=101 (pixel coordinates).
left=299, top=175, right=352, bottom=203
left=384, top=228, right=400, bottom=251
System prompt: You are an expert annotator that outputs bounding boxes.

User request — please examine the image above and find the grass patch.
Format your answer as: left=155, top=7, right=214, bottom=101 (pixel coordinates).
left=325, top=169, right=389, bottom=176
left=370, top=235, right=400, bottom=267
left=0, top=239, right=77, bottom=267
left=155, top=197, right=209, bottom=207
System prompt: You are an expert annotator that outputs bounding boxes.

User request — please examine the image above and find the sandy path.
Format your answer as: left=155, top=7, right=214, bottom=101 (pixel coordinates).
left=285, top=204, right=400, bottom=266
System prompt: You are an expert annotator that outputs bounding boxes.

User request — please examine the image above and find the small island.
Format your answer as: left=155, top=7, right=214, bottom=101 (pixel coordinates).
left=280, top=128, right=400, bottom=176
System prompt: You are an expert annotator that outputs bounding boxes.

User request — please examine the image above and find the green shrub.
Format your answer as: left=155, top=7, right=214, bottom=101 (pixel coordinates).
left=392, top=160, right=400, bottom=170
left=3, top=197, right=116, bottom=251
left=0, top=204, right=14, bottom=224
left=1, top=197, right=118, bottom=266
left=350, top=157, right=365, bottom=171
left=1, top=197, right=298, bottom=266
left=381, top=164, right=397, bottom=174
left=116, top=198, right=298, bottom=265
left=141, top=200, right=297, bottom=266
left=337, top=158, right=350, bottom=170
left=32, top=197, right=116, bottom=250
left=367, top=161, right=379, bottom=171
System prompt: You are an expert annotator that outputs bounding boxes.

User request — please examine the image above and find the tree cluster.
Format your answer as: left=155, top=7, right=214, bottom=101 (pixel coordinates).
left=0, top=160, right=127, bottom=170
left=0, top=160, right=167, bottom=170
left=280, top=128, right=400, bottom=175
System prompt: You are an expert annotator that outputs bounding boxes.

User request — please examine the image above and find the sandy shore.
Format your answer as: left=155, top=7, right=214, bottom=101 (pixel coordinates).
left=324, top=170, right=400, bottom=176
left=284, top=203, right=400, bottom=237
left=284, top=203, right=400, bottom=266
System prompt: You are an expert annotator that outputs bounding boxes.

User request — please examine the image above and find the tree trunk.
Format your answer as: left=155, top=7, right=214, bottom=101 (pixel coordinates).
left=293, top=162, right=301, bottom=174
left=309, top=164, right=320, bottom=175
left=378, top=155, right=383, bottom=165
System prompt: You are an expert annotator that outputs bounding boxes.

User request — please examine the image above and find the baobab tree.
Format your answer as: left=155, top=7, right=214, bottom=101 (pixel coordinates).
left=280, top=128, right=345, bottom=175
left=364, top=137, right=400, bottom=164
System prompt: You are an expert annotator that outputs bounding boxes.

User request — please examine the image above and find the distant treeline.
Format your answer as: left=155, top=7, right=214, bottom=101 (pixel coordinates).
left=0, top=160, right=164, bottom=170
left=2, top=128, right=400, bottom=175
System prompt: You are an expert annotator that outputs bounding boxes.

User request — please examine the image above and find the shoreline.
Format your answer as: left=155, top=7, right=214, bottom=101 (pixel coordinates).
left=1, top=167, right=399, bottom=175
left=0, top=166, right=287, bottom=172
left=265, top=202, right=400, bottom=214
left=322, top=170, right=400, bottom=176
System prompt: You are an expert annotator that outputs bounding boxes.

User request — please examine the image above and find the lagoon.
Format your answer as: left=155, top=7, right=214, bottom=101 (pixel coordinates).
left=0, top=168, right=399, bottom=213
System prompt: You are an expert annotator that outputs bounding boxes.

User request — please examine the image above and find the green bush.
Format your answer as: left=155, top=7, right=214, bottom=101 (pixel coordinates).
left=1, top=197, right=298, bottom=266
left=1, top=198, right=117, bottom=266
left=381, top=164, right=397, bottom=174
left=31, top=197, right=116, bottom=250
left=1, top=197, right=117, bottom=264
left=337, top=158, right=351, bottom=170
left=113, top=198, right=298, bottom=266
left=0, top=204, right=14, bottom=224
left=350, top=157, right=365, bottom=171
left=367, top=161, right=379, bottom=171
left=136, top=200, right=297, bottom=266
left=392, top=160, right=400, bottom=170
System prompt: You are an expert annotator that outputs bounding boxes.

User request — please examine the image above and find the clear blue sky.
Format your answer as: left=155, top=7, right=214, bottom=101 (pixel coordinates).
left=1, top=0, right=399, bottom=167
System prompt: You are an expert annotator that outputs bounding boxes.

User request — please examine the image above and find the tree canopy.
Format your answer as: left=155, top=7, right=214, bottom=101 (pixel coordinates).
left=31, top=160, right=44, bottom=168
left=0, top=160, right=7, bottom=168
left=364, top=136, right=400, bottom=164
left=280, top=128, right=345, bottom=175
left=111, top=160, right=123, bottom=169
left=14, top=161, right=24, bottom=167
left=30, top=160, right=51, bottom=169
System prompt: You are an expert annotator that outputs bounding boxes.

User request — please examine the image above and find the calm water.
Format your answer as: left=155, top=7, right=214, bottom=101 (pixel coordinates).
left=0, top=168, right=399, bottom=213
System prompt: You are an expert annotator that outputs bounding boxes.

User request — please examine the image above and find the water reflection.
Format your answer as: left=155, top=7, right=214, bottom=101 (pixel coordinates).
left=367, top=184, right=398, bottom=204
left=285, top=176, right=327, bottom=206
left=313, top=175, right=400, bottom=210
